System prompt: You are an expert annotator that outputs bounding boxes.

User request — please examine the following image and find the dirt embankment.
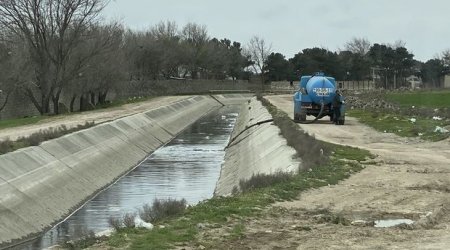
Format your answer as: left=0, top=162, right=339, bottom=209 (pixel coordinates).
left=197, top=94, right=450, bottom=249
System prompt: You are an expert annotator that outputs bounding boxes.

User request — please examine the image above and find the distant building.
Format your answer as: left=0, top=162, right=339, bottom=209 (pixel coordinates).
left=406, top=75, right=422, bottom=88
left=445, top=75, right=450, bottom=88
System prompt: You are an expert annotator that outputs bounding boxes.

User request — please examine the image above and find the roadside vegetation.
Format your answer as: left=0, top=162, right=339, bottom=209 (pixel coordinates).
left=347, top=90, right=450, bottom=141
left=347, top=109, right=449, bottom=141
left=0, top=122, right=95, bottom=155
left=72, top=98, right=374, bottom=250
left=0, top=96, right=152, bottom=131
left=386, top=90, right=450, bottom=108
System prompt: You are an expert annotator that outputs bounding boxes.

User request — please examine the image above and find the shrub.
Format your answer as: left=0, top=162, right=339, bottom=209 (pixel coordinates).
left=123, top=212, right=136, bottom=228
left=239, top=171, right=294, bottom=193
left=108, top=216, right=123, bottom=231
left=139, top=198, right=187, bottom=223
left=0, top=138, right=14, bottom=154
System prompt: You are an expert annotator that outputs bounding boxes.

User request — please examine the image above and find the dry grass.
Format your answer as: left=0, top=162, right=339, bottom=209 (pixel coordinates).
left=139, top=198, right=187, bottom=223
left=0, top=121, right=95, bottom=154
left=239, top=171, right=294, bottom=193
left=258, top=95, right=330, bottom=170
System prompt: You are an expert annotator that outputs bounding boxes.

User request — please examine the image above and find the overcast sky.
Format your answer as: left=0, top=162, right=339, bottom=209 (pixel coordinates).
left=103, top=0, right=449, bottom=62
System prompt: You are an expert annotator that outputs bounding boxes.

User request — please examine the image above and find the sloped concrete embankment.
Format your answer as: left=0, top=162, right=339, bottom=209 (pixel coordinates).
left=214, top=97, right=299, bottom=196
left=0, top=96, right=223, bottom=247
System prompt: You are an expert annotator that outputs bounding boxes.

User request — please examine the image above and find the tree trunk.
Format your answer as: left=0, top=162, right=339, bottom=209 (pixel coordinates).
left=98, top=91, right=108, bottom=105
left=52, top=88, right=62, bottom=115
left=80, top=93, right=88, bottom=112
left=90, top=91, right=96, bottom=107
left=25, top=88, right=45, bottom=115
left=70, top=94, right=77, bottom=112
left=0, top=91, right=11, bottom=112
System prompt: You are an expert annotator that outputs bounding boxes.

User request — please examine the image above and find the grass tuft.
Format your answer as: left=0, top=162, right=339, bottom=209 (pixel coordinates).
left=139, top=198, right=187, bottom=223
left=239, top=171, right=294, bottom=193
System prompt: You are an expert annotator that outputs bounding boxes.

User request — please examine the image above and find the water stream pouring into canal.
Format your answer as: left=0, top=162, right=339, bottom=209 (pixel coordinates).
left=23, top=106, right=240, bottom=249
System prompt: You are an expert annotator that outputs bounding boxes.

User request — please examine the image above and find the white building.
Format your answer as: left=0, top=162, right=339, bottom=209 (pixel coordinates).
left=444, top=75, right=450, bottom=88
left=406, top=75, right=422, bottom=88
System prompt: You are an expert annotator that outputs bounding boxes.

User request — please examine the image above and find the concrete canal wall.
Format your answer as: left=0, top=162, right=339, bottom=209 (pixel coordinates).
left=0, top=95, right=242, bottom=247
left=214, top=97, right=300, bottom=196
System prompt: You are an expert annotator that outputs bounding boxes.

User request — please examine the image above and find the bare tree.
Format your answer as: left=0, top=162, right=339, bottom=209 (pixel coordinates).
left=68, top=22, right=125, bottom=111
left=247, top=35, right=272, bottom=83
left=181, top=23, right=209, bottom=79
left=344, top=37, right=371, bottom=55
left=0, top=31, right=32, bottom=112
left=0, top=0, right=109, bottom=114
left=151, top=21, right=178, bottom=40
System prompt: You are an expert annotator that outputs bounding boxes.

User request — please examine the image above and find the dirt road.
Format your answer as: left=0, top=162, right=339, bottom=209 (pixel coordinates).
left=0, top=96, right=189, bottom=142
left=203, top=95, right=450, bottom=249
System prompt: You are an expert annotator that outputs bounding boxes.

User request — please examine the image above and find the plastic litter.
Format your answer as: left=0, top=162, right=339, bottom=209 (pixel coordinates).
left=434, top=126, right=449, bottom=133
left=134, top=216, right=154, bottom=229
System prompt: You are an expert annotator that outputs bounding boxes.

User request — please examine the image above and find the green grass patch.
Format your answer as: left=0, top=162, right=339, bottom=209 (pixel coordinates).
left=0, top=116, right=48, bottom=130
left=107, top=146, right=372, bottom=250
left=386, top=90, right=450, bottom=108
left=230, top=223, right=246, bottom=239
left=348, top=109, right=449, bottom=141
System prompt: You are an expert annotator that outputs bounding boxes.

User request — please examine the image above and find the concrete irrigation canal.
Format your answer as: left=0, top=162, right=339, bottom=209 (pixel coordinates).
left=0, top=95, right=299, bottom=249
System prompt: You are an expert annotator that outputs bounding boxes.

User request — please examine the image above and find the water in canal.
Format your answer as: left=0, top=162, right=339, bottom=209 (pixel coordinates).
left=22, top=106, right=239, bottom=249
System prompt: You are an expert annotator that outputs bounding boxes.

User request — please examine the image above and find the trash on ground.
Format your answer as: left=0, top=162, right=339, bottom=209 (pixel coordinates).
left=434, top=126, right=449, bottom=133
left=374, top=219, right=414, bottom=228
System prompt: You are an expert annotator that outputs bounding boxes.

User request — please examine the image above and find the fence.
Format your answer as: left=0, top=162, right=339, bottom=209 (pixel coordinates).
left=270, top=80, right=376, bottom=91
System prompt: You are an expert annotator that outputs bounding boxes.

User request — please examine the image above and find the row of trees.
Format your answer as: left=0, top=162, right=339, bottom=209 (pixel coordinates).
left=0, top=1, right=448, bottom=116
left=0, top=0, right=253, bottom=115
left=264, top=38, right=450, bottom=89
left=0, top=0, right=124, bottom=114
left=125, top=21, right=251, bottom=81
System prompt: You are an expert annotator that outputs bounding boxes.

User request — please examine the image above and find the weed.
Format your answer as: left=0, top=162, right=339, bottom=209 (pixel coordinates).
left=139, top=198, right=187, bottom=223
left=61, top=230, right=99, bottom=249
left=109, top=216, right=123, bottom=231
left=230, top=224, right=245, bottom=239
left=239, top=171, right=293, bottom=193
left=123, top=212, right=136, bottom=228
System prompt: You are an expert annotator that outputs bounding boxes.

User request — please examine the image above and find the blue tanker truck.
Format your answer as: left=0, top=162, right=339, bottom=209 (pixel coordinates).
left=293, top=72, right=345, bottom=125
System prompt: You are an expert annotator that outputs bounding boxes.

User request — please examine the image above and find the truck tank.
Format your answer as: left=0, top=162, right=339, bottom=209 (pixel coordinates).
left=293, top=72, right=345, bottom=124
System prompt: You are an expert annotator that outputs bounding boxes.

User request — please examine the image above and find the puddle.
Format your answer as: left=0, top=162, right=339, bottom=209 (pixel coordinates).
left=374, top=219, right=414, bottom=228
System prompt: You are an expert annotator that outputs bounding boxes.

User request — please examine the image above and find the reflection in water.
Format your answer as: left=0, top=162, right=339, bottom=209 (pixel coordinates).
left=23, top=106, right=239, bottom=249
